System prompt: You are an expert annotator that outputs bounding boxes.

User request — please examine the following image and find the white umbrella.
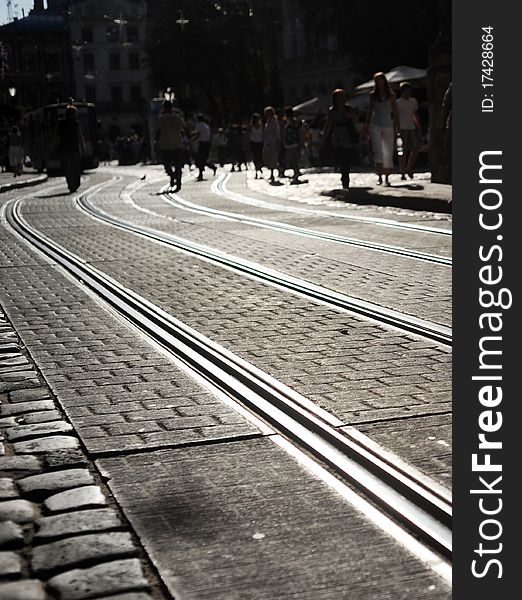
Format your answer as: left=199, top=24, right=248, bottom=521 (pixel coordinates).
left=293, top=95, right=331, bottom=115
left=354, top=66, right=427, bottom=94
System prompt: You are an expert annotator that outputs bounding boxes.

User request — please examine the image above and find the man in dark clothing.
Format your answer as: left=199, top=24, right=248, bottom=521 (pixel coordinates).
left=57, top=105, right=85, bottom=192
left=155, top=100, right=186, bottom=191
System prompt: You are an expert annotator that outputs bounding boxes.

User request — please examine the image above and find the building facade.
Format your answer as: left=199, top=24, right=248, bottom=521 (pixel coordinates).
left=280, top=0, right=363, bottom=107
left=68, top=0, right=151, bottom=139
left=0, top=0, right=73, bottom=113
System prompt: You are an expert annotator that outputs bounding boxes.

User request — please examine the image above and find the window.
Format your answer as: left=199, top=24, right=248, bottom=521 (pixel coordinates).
left=110, top=86, right=122, bottom=108
left=130, top=85, right=142, bottom=103
left=126, top=26, right=138, bottom=42
left=85, top=86, right=96, bottom=103
left=109, top=53, right=121, bottom=70
left=128, top=53, right=140, bottom=70
left=83, top=53, right=95, bottom=71
left=107, top=25, right=119, bottom=42
left=82, top=27, right=93, bottom=43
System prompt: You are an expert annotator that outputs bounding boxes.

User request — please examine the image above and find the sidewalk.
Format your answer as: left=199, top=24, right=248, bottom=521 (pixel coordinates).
left=0, top=171, right=48, bottom=194
left=247, top=169, right=452, bottom=214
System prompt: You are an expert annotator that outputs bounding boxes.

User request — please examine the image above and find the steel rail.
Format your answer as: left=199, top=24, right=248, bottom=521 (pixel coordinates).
left=5, top=193, right=451, bottom=562
left=76, top=191, right=452, bottom=347
left=161, top=185, right=451, bottom=266
left=215, top=173, right=452, bottom=236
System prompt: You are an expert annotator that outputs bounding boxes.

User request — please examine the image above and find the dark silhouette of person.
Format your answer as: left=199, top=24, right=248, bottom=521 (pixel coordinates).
left=57, top=105, right=85, bottom=193
left=322, top=89, right=358, bottom=190
left=155, top=100, right=186, bottom=191
left=191, top=114, right=217, bottom=181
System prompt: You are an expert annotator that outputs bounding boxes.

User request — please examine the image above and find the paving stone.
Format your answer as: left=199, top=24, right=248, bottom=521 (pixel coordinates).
left=0, top=417, right=18, bottom=428
left=0, top=380, right=40, bottom=394
left=97, top=594, right=154, bottom=600
left=13, top=436, right=79, bottom=455
left=0, top=580, right=46, bottom=600
left=18, top=469, right=94, bottom=498
left=18, top=410, right=62, bottom=425
left=32, top=531, right=136, bottom=574
left=6, top=421, right=74, bottom=442
left=0, top=479, right=18, bottom=500
left=0, top=550, right=23, bottom=576
left=0, top=370, right=38, bottom=383
left=9, top=388, right=50, bottom=403
left=47, top=559, right=148, bottom=600
left=1, top=401, right=55, bottom=416
left=0, top=499, right=40, bottom=523
left=0, top=456, right=42, bottom=476
left=44, top=486, right=107, bottom=513
left=35, top=508, right=121, bottom=540
left=43, top=449, right=88, bottom=470
left=0, top=356, right=29, bottom=368
left=0, top=521, right=24, bottom=548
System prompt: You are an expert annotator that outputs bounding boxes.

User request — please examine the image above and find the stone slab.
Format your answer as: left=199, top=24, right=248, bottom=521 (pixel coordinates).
left=0, top=550, right=23, bottom=576
left=44, top=486, right=107, bottom=513
left=32, top=531, right=136, bottom=574
left=18, top=469, right=94, bottom=498
left=35, top=508, right=121, bottom=540
left=18, top=410, right=62, bottom=425
left=1, top=401, right=55, bottom=416
left=99, top=438, right=451, bottom=600
left=13, top=435, right=79, bottom=454
left=0, top=478, right=18, bottom=500
left=0, top=580, right=46, bottom=600
left=0, top=521, right=24, bottom=548
left=9, top=388, right=50, bottom=403
left=6, top=421, right=73, bottom=442
left=0, top=499, right=40, bottom=523
left=47, top=559, right=148, bottom=600
left=0, top=455, right=42, bottom=476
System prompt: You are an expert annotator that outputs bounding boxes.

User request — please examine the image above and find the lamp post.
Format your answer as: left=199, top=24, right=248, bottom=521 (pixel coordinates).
left=8, top=86, right=16, bottom=102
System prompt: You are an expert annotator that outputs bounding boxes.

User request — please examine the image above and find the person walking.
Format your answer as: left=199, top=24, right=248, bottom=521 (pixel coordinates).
left=262, top=106, right=280, bottom=183
left=248, top=113, right=264, bottom=178
left=192, top=114, right=217, bottom=181
left=155, top=100, right=186, bottom=191
left=363, top=72, right=399, bottom=186
left=8, top=126, right=24, bottom=177
left=321, top=89, right=358, bottom=190
left=282, top=106, right=305, bottom=184
left=396, top=81, right=421, bottom=179
left=57, top=106, right=84, bottom=192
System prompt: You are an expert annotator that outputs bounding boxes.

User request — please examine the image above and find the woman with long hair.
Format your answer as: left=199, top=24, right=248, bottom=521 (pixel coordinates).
left=248, top=113, right=264, bottom=178
left=363, top=72, right=399, bottom=186
left=321, top=88, right=358, bottom=189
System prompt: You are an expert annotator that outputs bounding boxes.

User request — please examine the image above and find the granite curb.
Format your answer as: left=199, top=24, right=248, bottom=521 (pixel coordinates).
left=0, top=306, right=167, bottom=600
left=0, top=174, right=48, bottom=194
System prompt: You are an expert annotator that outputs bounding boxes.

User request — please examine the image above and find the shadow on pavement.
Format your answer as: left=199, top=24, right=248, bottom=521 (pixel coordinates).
left=321, top=187, right=452, bottom=214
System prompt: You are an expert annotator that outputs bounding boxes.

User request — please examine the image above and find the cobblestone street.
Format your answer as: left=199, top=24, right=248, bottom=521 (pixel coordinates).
left=0, top=165, right=452, bottom=599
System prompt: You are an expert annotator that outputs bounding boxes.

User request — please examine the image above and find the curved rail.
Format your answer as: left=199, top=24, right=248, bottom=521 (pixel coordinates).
left=4, top=190, right=452, bottom=568
left=75, top=190, right=451, bottom=346
left=214, top=173, right=452, bottom=236
left=162, top=183, right=451, bottom=266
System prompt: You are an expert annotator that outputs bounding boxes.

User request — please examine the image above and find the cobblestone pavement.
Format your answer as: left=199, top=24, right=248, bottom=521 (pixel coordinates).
left=0, top=167, right=452, bottom=598
left=0, top=171, right=48, bottom=194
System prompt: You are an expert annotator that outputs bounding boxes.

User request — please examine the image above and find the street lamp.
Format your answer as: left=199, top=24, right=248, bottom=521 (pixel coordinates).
left=8, top=86, right=16, bottom=98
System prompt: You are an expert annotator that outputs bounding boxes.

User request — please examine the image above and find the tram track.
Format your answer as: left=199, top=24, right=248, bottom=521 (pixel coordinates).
left=77, top=179, right=452, bottom=346
left=3, top=184, right=452, bottom=578
left=159, top=176, right=451, bottom=266
left=214, top=173, right=452, bottom=236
